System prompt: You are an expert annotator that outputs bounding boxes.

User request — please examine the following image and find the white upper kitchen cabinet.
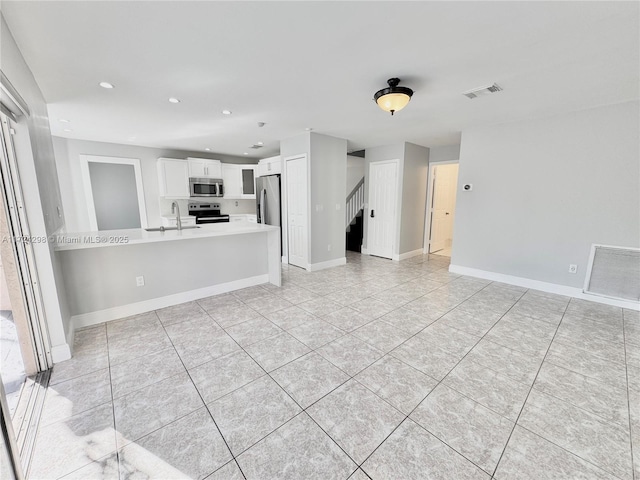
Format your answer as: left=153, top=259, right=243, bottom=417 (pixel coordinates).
left=187, top=158, right=222, bottom=178
left=257, top=155, right=282, bottom=177
left=157, top=158, right=189, bottom=198
left=222, top=164, right=256, bottom=199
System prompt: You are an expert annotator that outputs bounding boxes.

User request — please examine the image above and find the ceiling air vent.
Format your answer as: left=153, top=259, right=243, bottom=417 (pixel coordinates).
left=250, top=144, right=264, bottom=149
left=462, top=83, right=503, bottom=100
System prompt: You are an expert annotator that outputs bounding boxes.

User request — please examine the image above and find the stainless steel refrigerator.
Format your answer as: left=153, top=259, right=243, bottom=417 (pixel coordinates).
left=256, top=174, right=282, bottom=253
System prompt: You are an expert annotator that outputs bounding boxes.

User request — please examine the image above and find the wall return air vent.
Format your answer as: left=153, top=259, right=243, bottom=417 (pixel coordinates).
left=584, top=244, right=640, bottom=303
left=462, top=83, right=503, bottom=99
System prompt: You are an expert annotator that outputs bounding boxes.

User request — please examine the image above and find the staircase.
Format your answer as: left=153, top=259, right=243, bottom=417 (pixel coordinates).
left=345, top=178, right=364, bottom=252
left=346, top=178, right=364, bottom=229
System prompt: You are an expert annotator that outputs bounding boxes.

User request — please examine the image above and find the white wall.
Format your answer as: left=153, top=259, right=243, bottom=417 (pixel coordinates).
left=1, top=15, right=71, bottom=362
left=60, top=234, right=269, bottom=316
left=280, top=132, right=347, bottom=268
left=309, top=133, right=347, bottom=265
left=429, top=144, right=460, bottom=164
left=452, top=100, right=640, bottom=289
left=52, top=137, right=257, bottom=232
left=346, top=155, right=365, bottom=195
left=400, top=143, right=429, bottom=254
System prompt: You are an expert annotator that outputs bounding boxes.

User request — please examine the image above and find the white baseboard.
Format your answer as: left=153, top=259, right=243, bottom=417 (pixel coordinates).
left=72, top=274, right=270, bottom=330
left=361, top=248, right=369, bottom=255
left=449, top=264, right=640, bottom=311
left=309, top=257, right=347, bottom=272
left=51, top=342, right=72, bottom=363
left=393, top=249, right=424, bottom=261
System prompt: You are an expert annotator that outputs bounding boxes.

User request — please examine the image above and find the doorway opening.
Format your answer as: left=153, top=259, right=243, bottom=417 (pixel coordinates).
left=426, top=162, right=459, bottom=257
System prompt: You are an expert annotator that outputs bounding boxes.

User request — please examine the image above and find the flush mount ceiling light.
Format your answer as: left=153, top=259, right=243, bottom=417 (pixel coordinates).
left=222, top=109, right=232, bottom=115
left=374, top=78, right=413, bottom=115
left=168, top=97, right=180, bottom=104
left=99, top=82, right=114, bottom=89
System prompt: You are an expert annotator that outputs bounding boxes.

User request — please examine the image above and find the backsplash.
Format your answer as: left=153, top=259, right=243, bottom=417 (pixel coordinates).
left=217, top=199, right=256, bottom=214
left=158, top=198, right=255, bottom=216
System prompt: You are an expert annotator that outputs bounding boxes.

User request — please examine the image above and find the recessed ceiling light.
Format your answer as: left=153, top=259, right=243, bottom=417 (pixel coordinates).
left=168, top=97, right=180, bottom=104
left=59, top=118, right=70, bottom=123
left=243, top=152, right=249, bottom=155
left=257, top=141, right=264, bottom=146
left=99, top=82, right=114, bottom=89
left=63, top=128, right=72, bottom=132
left=305, top=127, right=313, bottom=131
left=222, top=110, right=232, bottom=115
left=205, top=148, right=211, bottom=151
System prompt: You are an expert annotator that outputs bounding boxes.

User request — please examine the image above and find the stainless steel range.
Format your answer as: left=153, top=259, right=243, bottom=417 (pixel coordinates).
left=188, top=203, right=230, bottom=224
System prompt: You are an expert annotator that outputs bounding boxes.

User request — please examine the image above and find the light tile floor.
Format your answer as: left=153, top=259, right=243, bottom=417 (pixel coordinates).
left=29, top=252, right=639, bottom=479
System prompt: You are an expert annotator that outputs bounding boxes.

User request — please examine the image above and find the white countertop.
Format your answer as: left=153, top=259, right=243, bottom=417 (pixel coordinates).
left=54, top=222, right=279, bottom=251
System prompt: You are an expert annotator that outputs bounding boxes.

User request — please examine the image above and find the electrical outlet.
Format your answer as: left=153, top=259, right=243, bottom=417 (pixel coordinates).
left=136, top=276, right=145, bottom=286
left=568, top=264, right=578, bottom=274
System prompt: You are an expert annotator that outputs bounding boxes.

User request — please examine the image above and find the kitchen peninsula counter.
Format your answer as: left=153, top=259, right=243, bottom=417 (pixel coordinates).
left=54, top=222, right=278, bottom=250
left=56, top=223, right=281, bottom=328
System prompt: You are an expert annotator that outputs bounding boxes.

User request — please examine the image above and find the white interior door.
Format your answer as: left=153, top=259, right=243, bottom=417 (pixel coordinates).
left=367, top=160, right=398, bottom=259
left=286, top=156, right=308, bottom=269
left=429, top=163, right=459, bottom=253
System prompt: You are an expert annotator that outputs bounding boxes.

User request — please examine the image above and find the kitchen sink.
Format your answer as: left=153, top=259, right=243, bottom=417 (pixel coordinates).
left=145, top=226, right=200, bottom=232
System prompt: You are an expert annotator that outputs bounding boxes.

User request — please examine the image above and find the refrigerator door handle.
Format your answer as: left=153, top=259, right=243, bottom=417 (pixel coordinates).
left=260, top=189, right=267, bottom=224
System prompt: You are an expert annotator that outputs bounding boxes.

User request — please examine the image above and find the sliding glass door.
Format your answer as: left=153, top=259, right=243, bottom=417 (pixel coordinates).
left=0, top=104, right=53, bottom=478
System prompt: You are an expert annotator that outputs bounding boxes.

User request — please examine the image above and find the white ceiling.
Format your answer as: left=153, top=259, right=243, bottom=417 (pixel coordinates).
left=2, top=1, right=638, bottom=158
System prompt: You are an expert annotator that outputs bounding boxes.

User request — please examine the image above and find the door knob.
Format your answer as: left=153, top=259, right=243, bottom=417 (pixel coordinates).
left=445, top=212, right=450, bottom=215
left=370, top=210, right=375, bottom=218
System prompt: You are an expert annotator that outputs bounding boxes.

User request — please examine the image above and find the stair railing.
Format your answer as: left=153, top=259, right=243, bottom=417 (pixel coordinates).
left=346, top=177, right=365, bottom=228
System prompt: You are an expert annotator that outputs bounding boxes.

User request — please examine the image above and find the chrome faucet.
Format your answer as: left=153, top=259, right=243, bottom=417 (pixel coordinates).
left=171, top=201, right=182, bottom=230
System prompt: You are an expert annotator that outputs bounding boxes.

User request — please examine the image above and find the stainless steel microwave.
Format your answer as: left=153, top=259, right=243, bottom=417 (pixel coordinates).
left=189, top=177, right=224, bottom=197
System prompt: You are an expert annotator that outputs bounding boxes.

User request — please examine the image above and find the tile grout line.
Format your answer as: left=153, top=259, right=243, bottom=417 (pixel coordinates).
left=203, top=266, right=457, bottom=472
left=58, top=255, right=634, bottom=480
left=488, top=297, right=576, bottom=479
left=104, top=322, right=121, bottom=480
left=622, top=310, right=637, bottom=480
left=208, top=313, right=364, bottom=473
left=158, top=308, right=252, bottom=480
left=353, top=280, right=529, bottom=476
left=221, top=289, right=370, bottom=467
